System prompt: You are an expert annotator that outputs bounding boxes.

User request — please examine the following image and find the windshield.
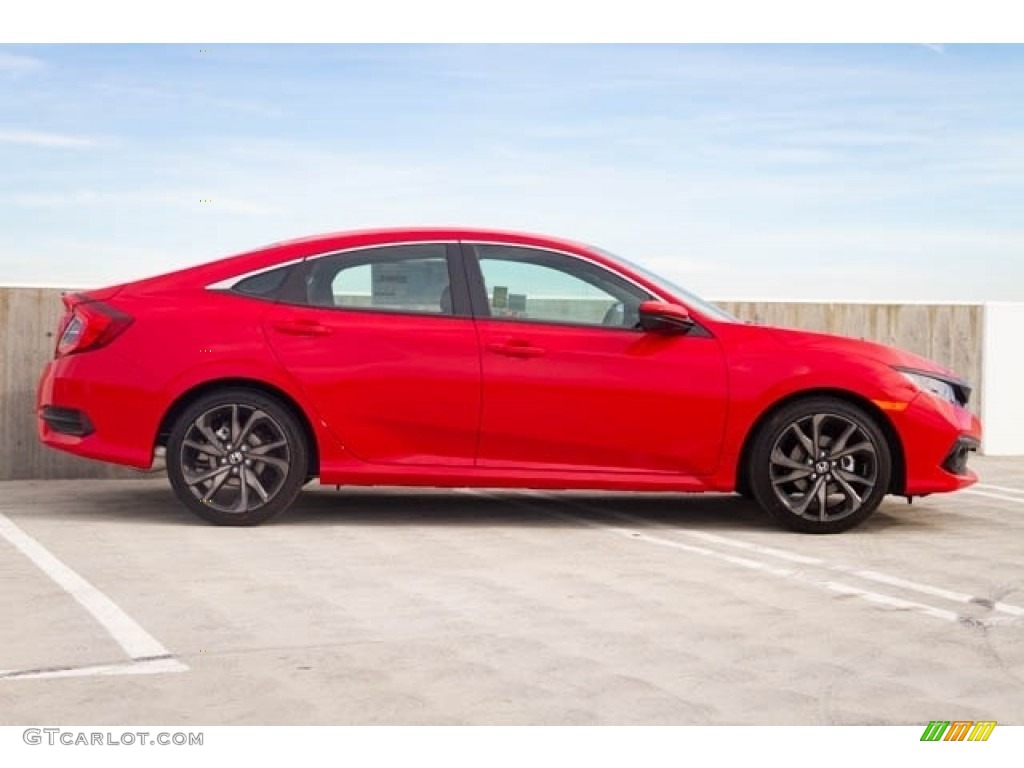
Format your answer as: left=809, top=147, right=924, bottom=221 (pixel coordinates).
left=591, top=247, right=739, bottom=323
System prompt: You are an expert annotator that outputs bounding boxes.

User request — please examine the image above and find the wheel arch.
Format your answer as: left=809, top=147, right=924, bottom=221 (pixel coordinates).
left=156, top=378, right=320, bottom=475
left=735, top=388, right=906, bottom=496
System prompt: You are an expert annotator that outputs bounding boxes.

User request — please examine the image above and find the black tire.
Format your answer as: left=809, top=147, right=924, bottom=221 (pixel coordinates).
left=166, top=388, right=309, bottom=525
left=748, top=397, right=891, bottom=534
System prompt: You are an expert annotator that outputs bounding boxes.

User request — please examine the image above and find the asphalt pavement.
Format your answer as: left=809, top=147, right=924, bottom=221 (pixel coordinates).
left=1, top=456, right=1022, bottom=725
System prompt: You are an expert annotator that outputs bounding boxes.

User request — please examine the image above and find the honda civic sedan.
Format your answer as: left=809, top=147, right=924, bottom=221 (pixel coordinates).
left=37, top=228, right=981, bottom=532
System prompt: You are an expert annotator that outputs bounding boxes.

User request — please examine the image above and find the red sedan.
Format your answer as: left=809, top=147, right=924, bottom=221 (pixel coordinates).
left=37, top=228, right=981, bottom=532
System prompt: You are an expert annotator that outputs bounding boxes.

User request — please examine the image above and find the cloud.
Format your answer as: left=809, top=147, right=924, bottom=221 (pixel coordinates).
left=0, top=130, right=95, bottom=148
left=207, top=196, right=282, bottom=215
left=91, top=80, right=282, bottom=118
left=0, top=51, right=44, bottom=75
left=0, top=186, right=281, bottom=215
left=1, top=45, right=1021, bottom=301
left=0, top=190, right=102, bottom=207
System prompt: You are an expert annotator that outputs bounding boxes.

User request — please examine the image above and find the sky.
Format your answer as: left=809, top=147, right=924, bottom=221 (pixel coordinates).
left=0, top=43, right=1022, bottom=300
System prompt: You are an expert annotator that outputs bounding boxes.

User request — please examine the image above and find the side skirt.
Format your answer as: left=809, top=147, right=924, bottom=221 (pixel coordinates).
left=318, top=464, right=718, bottom=493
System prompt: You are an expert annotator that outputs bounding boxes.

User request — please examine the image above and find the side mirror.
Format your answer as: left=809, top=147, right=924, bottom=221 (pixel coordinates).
left=637, top=301, right=695, bottom=334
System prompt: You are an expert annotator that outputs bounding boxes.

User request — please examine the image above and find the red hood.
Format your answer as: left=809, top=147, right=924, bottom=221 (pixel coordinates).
left=765, top=326, right=959, bottom=379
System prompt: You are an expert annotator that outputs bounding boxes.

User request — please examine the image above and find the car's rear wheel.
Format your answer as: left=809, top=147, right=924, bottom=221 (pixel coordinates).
left=166, top=388, right=308, bottom=525
left=748, top=397, right=891, bottom=533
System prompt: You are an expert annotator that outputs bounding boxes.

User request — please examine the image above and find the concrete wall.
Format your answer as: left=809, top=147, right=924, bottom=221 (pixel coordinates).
left=717, top=301, right=985, bottom=421
left=0, top=286, right=1000, bottom=480
left=0, top=287, right=138, bottom=481
left=981, top=303, right=1024, bottom=455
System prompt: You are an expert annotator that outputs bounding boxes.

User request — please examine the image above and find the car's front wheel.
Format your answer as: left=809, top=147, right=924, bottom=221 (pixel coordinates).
left=166, top=388, right=308, bottom=525
left=748, top=397, right=892, bottom=533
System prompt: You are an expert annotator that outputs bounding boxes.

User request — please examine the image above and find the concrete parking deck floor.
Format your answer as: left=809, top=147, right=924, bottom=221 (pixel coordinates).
left=1, top=456, right=1022, bottom=725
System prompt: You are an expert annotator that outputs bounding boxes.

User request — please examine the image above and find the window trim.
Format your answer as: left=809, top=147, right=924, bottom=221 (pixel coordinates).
left=460, top=241, right=660, bottom=332
left=205, top=257, right=307, bottom=292
left=282, top=241, right=473, bottom=318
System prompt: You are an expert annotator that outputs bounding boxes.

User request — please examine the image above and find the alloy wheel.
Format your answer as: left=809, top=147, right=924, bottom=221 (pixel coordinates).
left=768, top=412, right=879, bottom=523
left=179, top=403, right=292, bottom=514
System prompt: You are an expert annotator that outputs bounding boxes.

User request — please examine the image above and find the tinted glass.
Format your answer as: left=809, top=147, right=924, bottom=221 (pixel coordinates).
left=306, top=244, right=453, bottom=315
left=473, top=245, right=651, bottom=328
left=589, top=246, right=738, bottom=323
left=232, top=264, right=293, bottom=299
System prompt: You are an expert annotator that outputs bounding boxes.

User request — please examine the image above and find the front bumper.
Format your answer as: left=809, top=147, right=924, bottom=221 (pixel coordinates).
left=941, top=436, right=980, bottom=477
left=892, top=391, right=982, bottom=496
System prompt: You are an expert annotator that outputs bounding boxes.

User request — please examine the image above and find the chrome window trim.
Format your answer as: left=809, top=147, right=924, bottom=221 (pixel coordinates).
left=459, top=239, right=670, bottom=304
left=204, top=257, right=306, bottom=291
left=205, top=238, right=671, bottom=308
left=204, top=240, right=454, bottom=292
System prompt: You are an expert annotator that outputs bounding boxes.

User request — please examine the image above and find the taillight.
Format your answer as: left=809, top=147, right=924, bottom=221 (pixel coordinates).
left=56, top=299, right=133, bottom=357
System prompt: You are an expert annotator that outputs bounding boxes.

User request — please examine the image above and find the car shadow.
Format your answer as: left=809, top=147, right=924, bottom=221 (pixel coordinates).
left=287, top=487, right=775, bottom=531
left=20, top=480, right=942, bottom=533
left=19, top=480, right=769, bottom=531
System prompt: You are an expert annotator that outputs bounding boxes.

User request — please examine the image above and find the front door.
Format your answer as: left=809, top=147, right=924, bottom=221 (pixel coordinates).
left=467, top=243, right=728, bottom=476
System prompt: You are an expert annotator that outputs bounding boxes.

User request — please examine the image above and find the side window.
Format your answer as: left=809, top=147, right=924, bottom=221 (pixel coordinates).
left=472, top=245, right=652, bottom=328
left=231, top=264, right=293, bottom=300
left=305, top=244, right=455, bottom=315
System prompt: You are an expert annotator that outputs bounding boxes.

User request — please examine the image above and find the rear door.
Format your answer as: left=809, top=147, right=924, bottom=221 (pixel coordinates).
left=263, top=242, right=481, bottom=467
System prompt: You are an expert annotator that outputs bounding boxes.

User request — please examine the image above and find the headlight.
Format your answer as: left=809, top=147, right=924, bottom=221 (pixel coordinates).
left=898, top=370, right=957, bottom=404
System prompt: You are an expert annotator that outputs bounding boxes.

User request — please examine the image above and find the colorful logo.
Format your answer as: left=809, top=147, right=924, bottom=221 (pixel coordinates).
left=920, top=721, right=996, bottom=741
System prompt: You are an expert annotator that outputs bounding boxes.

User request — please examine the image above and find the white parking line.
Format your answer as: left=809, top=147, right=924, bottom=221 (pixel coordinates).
left=976, top=482, right=1024, bottom=496
left=619, top=516, right=1024, bottom=618
left=962, top=488, right=1024, bottom=504
left=0, top=657, right=186, bottom=681
left=0, top=513, right=186, bottom=679
left=539, top=502, right=963, bottom=623
left=467, top=491, right=1021, bottom=627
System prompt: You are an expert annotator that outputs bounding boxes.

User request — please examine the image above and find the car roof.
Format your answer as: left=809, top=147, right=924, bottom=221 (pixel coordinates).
left=264, top=226, right=589, bottom=252
left=119, top=227, right=602, bottom=294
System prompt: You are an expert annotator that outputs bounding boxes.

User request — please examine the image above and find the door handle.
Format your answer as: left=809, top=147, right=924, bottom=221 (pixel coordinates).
left=271, top=320, right=333, bottom=337
left=486, top=341, right=546, bottom=359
